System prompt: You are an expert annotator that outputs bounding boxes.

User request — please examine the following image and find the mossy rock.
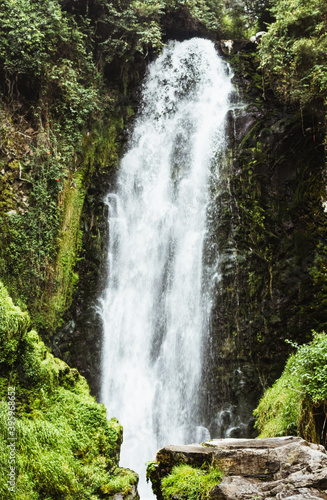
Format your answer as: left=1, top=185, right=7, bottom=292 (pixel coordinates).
left=0, top=282, right=138, bottom=499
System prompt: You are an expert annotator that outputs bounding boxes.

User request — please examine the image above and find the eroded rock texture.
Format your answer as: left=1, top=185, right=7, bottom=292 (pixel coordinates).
left=150, top=437, right=327, bottom=500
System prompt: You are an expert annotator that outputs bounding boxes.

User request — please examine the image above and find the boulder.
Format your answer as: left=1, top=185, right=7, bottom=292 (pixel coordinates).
left=150, top=437, right=327, bottom=499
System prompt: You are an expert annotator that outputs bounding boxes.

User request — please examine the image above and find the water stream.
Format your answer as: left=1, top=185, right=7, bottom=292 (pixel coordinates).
left=99, top=38, right=233, bottom=498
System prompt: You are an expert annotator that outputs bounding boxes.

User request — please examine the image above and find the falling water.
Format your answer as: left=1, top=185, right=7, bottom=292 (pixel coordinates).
left=99, top=38, right=232, bottom=498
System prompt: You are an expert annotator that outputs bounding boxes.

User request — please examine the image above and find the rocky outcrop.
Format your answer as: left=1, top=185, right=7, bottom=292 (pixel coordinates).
left=201, top=52, right=327, bottom=439
left=148, top=437, right=327, bottom=500
left=112, top=485, right=139, bottom=500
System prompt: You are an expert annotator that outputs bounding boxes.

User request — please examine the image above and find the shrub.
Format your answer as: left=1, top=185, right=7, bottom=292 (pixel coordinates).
left=259, top=0, right=327, bottom=110
left=254, top=332, right=327, bottom=441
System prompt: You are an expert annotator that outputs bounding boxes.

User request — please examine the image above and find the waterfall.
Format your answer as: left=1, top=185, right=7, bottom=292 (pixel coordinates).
left=99, top=38, right=232, bottom=498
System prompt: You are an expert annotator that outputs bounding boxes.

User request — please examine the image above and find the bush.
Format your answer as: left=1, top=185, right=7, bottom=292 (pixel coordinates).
left=254, top=332, right=327, bottom=441
left=259, top=0, right=327, bottom=110
left=289, top=333, right=327, bottom=403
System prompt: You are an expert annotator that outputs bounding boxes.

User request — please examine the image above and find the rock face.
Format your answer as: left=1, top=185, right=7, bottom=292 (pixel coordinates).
left=149, top=437, right=327, bottom=500
left=201, top=48, right=327, bottom=440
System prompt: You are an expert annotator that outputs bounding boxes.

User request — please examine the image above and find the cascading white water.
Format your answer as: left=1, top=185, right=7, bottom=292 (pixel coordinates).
left=99, top=38, right=232, bottom=498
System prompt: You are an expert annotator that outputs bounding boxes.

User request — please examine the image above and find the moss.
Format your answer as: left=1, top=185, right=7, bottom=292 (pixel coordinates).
left=38, top=169, right=85, bottom=331
left=161, top=464, right=223, bottom=500
left=0, top=102, right=125, bottom=336
left=0, top=283, right=30, bottom=365
left=298, top=398, right=321, bottom=444
left=0, top=281, right=137, bottom=499
left=253, top=355, right=302, bottom=437
left=41, top=117, right=123, bottom=330
left=254, top=333, right=327, bottom=445
left=39, top=116, right=123, bottom=334
left=101, top=468, right=138, bottom=496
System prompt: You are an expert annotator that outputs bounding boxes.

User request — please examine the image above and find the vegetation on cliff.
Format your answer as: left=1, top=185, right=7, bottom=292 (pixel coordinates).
left=205, top=41, right=327, bottom=437
left=259, top=0, right=327, bottom=113
left=254, top=332, right=327, bottom=446
left=0, top=0, right=104, bottom=332
left=203, top=0, right=327, bottom=439
left=0, top=281, right=138, bottom=498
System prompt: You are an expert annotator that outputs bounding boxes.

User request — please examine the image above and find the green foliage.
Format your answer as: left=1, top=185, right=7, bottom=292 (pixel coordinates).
left=2, top=132, right=69, bottom=308
left=66, top=0, right=225, bottom=67
left=146, top=460, right=158, bottom=479
left=287, top=333, right=327, bottom=403
left=0, top=99, right=125, bottom=333
left=0, top=282, right=137, bottom=499
left=146, top=460, right=161, bottom=497
left=0, top=0, right=103, bottom=329
left=0, top=0, right=100, bottom=135
left=254, top=332, right=327, bottom=439
left=100, top=468, right=138, bottom=496
left=259, top=0, right=327, bottom=110
left=161, top=464, right=223, bottom=500
left=0, top=0, right=65, bottom=76
left=220, top=0, right=271, bottom=38
left=253, top=355, right=302, bottom=437
left=169, top=0, right=223, bottom=31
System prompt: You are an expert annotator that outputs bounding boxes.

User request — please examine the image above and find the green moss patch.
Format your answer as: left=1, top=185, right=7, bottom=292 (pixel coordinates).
left=0, top=282, right=138, bottom=499
left=161, top=464, right=223, bottom=500
left=254, top=332, right=327, bottom=444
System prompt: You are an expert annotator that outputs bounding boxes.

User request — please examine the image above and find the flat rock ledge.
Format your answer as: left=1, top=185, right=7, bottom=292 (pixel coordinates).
left=149, top=437, right=327, bottom=500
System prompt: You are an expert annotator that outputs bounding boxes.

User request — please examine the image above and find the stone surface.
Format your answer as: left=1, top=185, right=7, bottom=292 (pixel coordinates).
left=209, top=476, right=261, bottom=499
left=150, top=437, right=327, bottom=500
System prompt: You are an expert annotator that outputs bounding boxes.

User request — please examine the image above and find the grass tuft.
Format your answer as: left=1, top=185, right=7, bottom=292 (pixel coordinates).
left=161, top=464, right=223, bottom=500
